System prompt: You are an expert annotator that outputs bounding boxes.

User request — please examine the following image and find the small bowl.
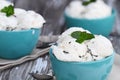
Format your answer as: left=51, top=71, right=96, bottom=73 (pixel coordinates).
left=49, top=49, right=114, bottom=80
left=64, top=9, right=116, bottom=36
left=0, top=28, right=40, bottom=59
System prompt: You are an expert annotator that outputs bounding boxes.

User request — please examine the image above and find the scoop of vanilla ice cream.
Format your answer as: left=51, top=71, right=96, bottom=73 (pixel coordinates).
left=60, top=27, right=90, bottom=37
left=52, top=46, right=83, bottom=61
left=84, top=0, right=112, bottom=19
left=58, top=38, right=87, bottom=56
left=0, top=15, right=17, bottom=30
left=65, top=0, right=112, bottom=19
left=0, top=0, right=17, bottom=30
left=52, top=27, right=113, bottom=62
left=17, top=10, right=45, bottom=29
left=65, top=0, right=85, bottom=18
left=0, top=0, right=45, bottom=31
left=5, top=16, right=18, bottom=28
left=52, top=37, right=87, bottom=61
left=86, top=35, right=113, bottom=57
left=0, top=15, right=8, bottom=28
left=14, top=8, right=27, bottom=16
left=0, top=0, right=13, bottom=10
left=57, top=27, right=90, bottom=43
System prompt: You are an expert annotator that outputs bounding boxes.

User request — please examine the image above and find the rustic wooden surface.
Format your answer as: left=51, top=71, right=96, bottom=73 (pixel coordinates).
left=0, top=0, right=120, bottom=80
left=0, top=53, right=52, bottom=80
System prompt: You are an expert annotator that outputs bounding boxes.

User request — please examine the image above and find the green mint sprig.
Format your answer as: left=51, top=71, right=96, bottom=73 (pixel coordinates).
left=82, top=0, right=96, bottom=6
left=71, top=31, right=95, bottom=43
left=0, top=5, right=14, bottom=17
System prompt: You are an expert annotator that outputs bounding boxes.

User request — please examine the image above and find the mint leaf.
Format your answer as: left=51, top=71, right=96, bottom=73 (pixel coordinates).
left=82, top=0, right=96, bottom=6
left=0, top=5, right=14, bottom=17
left=71, top=31, right=95, bottom=43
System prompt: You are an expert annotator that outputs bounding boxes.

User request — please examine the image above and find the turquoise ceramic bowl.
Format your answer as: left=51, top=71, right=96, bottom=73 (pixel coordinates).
left=64, top=10, right=116, bottom=36
left=49, top=49, right=114, bottom=80
left=0, top=28, right=40, bottom=59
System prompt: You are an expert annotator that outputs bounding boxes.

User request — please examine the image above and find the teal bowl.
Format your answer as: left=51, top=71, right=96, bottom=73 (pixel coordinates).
left=64, top=9, right=116, bottom=36
left=49, top=49, right=114, bottom=80
left=0, top=28, right=40, bottom=59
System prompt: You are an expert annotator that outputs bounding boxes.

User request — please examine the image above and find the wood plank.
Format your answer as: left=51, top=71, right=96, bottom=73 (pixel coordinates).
left=0, top=54, right=51, bottom=80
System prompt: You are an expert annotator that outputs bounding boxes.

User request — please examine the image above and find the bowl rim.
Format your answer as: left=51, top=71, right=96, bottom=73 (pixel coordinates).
left=49, top=48, right=115, bottom=64
left=64, top=9, right=116, bottom=21
left=0, top=28, right=40, bottom=33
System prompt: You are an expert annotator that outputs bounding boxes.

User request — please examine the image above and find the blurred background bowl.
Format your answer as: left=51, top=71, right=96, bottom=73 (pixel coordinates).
left=64, top=9, right=116, bottom=36
left=0, top=28, right=40, bottom=59
left=49, top=49, right=114, bottom=80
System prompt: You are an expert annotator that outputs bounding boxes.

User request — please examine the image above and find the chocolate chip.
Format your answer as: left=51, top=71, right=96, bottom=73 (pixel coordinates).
left=93, top=59, right=96, bottom=61
left=94, top=55, right=98, bottom=57
left=63, top=51, right=69, bottom=54
left=13, top=15, right=16, bottom=17
left=105, top=56, right=109, bottom=58
left=79, top=56, right=82, bottom=58
left=69, top=42, right=71, bottom=44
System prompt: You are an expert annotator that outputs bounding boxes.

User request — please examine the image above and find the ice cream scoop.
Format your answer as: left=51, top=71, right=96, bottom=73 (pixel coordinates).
left=0, top=1, right=45, bottom=31
left=52, top=27, right=113, bottom=62
left=65, top=0, right=112, bottom=19
left=49, top=27, right=114, bottom=80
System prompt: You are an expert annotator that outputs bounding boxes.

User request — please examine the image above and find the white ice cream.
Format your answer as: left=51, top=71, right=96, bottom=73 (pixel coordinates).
left=52, top=27, right=113, bottom=62
left=65, top=0, right=112, bottom=19
left=16, top=10, right=45, bottom=29
left=86, top=35, right=113, bottom=57
left=0, top=0, right=13, bottom=10
left=57, top=27, right=90, bottom=43
left=0, top=0, right=45, bottom=31
left=0, top=14, right=18, bottom=30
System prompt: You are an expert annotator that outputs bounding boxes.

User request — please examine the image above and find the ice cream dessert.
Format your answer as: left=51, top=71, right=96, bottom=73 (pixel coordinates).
left=52, top=27, right=113, bottom=62
left=0, top=0, right=45, bottom=59
left=50, top=27, right=114, bottom=80
left=0, top=0, right=45, bottom=31
left=65, top=0, right=112, bottom=19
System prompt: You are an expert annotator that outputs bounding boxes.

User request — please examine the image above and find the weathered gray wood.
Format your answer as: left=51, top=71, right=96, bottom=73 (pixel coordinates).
left=0, top=54, right=51, bottom=80
left=0, top=48, right=50, bottom=70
